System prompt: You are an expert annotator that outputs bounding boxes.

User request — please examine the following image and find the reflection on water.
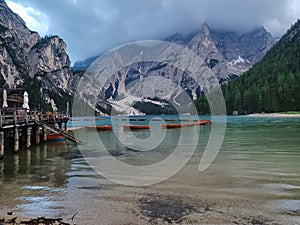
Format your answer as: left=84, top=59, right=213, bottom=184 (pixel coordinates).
left=0, top=116, right=300, bottom=224
left=0, top=142, right=71, bottom=217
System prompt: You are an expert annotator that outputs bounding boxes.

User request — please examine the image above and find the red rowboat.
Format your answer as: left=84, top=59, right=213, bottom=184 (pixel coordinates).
left=161, top=124, right=184, bottom=129
left=84, top=125, right=113, bottom=130
left=47, top=133, right=65, bottom=142
left=195, top=120, right=212, bottom=125
left=123, top=125, right=150, bottom=130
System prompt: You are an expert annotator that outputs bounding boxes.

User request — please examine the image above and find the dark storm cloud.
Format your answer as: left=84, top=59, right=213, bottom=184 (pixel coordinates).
left=8, top=0, right=299, bottom=63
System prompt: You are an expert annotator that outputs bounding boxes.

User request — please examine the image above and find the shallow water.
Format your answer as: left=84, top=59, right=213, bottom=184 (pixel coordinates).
left=0, top=116, right=300, bottom=224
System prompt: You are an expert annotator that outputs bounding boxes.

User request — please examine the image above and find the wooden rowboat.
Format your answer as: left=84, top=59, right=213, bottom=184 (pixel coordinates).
left=84, top=125, right=113, bottom=130
left=195, top=120, right=212, bottom=125
left=123, top=125, right=150, bottom=130
left=47, top=133, right=65, bottom=142
left=161, top=123, right=196, bottom=129
left=165, top=119, right=177, bottom=122
left=205, top=120, right=212, bottom=124
left=129, top=118, right=148, bottom=121
left=67, top=127, right=82, bottom=132
left=161, top=123, right=184, bottom=129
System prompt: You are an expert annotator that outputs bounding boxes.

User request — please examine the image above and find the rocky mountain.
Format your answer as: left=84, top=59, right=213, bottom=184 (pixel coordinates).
left=0, top=0, right=72, bottom=111
left=73, top=24, right=275, bottom=115
left=0, top=0, right=276, bottom=115
left=166, top=24, right=275, bottom=84
left=196, top=19, right=300, bottom=114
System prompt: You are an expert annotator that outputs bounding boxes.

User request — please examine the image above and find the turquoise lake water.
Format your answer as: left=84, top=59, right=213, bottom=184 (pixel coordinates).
left=0, top=115, right=300, bottom=224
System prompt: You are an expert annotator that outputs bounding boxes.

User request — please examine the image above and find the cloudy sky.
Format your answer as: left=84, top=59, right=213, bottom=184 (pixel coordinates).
left=6, top=0, right=300, bottom=64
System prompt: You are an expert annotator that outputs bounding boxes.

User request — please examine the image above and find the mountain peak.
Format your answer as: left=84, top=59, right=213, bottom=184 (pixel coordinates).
left=71, top=24, right=275, bottom=115
left=281, top=19, right=300, bottom=43
left=0, top=0, right=27, bottom=29
left=201, top=23, right=211, bottom=35
left=0, top=1, right=73, bottom=110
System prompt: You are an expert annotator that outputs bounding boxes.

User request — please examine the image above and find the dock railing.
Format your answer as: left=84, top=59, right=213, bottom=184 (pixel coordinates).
left=0, top=108, right=69, bottom=129
left=0, top=108, right=72, bottom=158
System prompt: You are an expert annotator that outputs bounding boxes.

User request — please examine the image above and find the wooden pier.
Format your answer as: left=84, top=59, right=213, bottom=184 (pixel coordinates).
left=0, top=108, right=81, bottom=159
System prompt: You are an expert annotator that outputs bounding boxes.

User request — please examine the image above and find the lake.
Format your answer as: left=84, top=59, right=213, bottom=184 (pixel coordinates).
left=0, top=115, right=300, bottom=224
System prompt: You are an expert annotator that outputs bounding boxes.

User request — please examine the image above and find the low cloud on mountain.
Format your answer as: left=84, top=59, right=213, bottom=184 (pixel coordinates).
left=7, top=0, right=300, bottom=63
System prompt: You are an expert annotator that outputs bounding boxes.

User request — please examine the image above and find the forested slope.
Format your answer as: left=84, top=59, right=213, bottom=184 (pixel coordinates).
left=196, top=20, right=300, bottom=114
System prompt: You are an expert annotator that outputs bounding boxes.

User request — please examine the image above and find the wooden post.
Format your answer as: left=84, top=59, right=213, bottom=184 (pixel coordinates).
left=36, top=145, right=40, bottom=165
left=14, top=108, right=17, bottom=126
left=21, top=126, right=26, bottom=143
left=43, top=127, right=47, bottom=142
left=34, top=110, right=37, bottom=122
left=14, top=109, right=19, bottom=153
left=40, top=110, right=43, bottom=121
left=26, top=148, right=31, bottom=167
left=0, top=159, right=3, bottom=174
left=36, top=126, right=40, bottom=144
left=0, top=131, right=4, bottom=159
left=66, top=101, right=69, bottom=117
left=14, top=154, right=19, bottom=175
left=14, top=127, right=19, bottom=153
left=0, top=109, right=2, bottom=130
left=58, top=121, right=62, bottom=130
left=26, top=127, right=31, bottom=149
left=43, top=144, right=47, bottom=159
left=25, top=112, right=31, bottom=149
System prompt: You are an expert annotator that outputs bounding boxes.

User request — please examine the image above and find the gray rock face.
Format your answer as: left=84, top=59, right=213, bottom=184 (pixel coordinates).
left=0, top=0, right=275, bottom=114
left=73, top=24, right=275, bottom=114
left=167, top=24, right=275, bottom=84
left=0, top=0, right=38, bottom=87
left=28, top=36, right=72, bottom=91
left=0, top=0, right=72, bottom=110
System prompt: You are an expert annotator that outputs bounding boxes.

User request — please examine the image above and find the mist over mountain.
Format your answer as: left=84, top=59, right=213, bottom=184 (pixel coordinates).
left=196, top=20, right=300, bottom=114
left=72, top=24, right=275, bottom=115
left=1, top=0, right=285, bottom=115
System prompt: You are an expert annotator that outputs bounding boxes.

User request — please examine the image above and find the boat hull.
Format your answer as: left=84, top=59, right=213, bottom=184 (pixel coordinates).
left=84, top=125, right=113, bottom=130
left=195, top=120, right=212, bottom=125
left=123, top=125, right=150, bottom=130
left=161, top=124, right=185, bottom=129
left=47, top=133, right=65, bottom=142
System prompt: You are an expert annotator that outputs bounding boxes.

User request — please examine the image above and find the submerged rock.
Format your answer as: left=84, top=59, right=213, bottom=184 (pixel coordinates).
left=139, top=194, right=197, bottom=223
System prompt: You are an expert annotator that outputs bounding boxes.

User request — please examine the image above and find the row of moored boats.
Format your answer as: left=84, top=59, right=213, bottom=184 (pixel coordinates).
left=82, top=119, right=211, bottom=131
left=47, top=119, right=212, bottom=142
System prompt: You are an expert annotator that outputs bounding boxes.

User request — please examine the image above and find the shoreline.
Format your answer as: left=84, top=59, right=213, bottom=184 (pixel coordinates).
left=0, top=213, right=74, bottom=225
left=247, top=113, right=300, bottom=117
